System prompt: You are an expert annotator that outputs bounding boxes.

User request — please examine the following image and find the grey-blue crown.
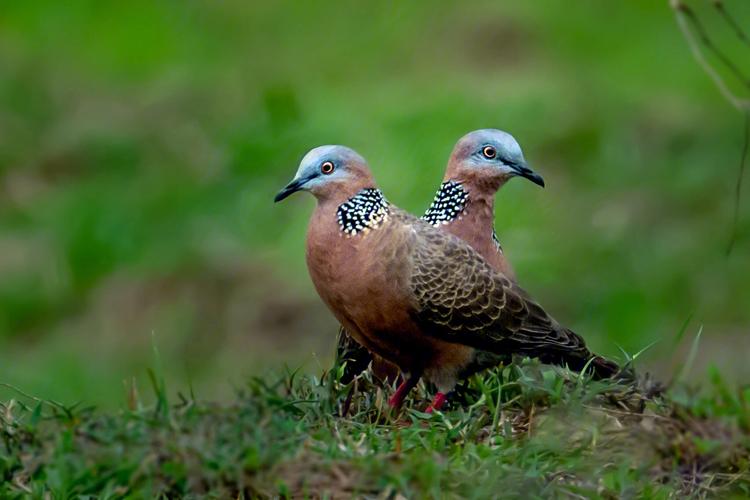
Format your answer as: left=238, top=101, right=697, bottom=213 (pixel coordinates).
left=460, top=129, right=525, bottom=165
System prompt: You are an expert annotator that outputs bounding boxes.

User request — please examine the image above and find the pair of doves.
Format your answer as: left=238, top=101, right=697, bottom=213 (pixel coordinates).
left=275, top=130, right=620, bottom=412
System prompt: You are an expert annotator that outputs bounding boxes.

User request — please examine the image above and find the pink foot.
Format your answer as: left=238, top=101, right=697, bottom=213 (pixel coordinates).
left=388, top=376, right=419, bottom=408
left=426, top=392, right=447, bottom=413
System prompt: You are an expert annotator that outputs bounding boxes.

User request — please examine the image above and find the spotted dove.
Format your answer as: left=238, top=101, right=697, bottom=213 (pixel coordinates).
left=275, top=145, right=619, bottom=412
left=336, top=129, right=545, bottom=385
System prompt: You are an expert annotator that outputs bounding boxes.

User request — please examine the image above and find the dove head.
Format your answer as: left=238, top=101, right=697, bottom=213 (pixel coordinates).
left=446, top=129, right=544, bottom=189
left=274, top=145, right=377, bottom=204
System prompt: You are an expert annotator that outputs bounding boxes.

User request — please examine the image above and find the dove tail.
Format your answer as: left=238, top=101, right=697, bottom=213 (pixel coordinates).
left=335, top=326, right=372, bottom=384
left=519, top=327, right=623, bottom=380
left=588, top=354, right=621, bottom=380
left=535, top=349, right=621, bottom=380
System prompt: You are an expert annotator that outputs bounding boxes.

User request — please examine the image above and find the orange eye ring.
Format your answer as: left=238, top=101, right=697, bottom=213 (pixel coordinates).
left=321, top=161, right=335, bottom=174
left=482, top=146, right=496, bottom=159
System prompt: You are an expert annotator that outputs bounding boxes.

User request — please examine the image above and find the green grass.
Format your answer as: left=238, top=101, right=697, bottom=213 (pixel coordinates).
left=2, top=361, right=749, bottom=498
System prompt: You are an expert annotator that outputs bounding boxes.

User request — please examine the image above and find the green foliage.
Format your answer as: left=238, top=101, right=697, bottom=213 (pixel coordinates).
left=1, top=0, right=750, bottom=406
left=1, top=364, right=748, bottom=497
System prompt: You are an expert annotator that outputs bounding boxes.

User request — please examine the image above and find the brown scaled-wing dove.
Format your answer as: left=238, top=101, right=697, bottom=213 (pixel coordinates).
left=336, top=129, right=546, bottom=385
left=275, top=145, right=619, bottom=412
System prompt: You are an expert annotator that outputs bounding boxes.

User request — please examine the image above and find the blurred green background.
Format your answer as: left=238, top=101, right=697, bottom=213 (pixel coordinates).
left=1, top=1, right=749, bottom=407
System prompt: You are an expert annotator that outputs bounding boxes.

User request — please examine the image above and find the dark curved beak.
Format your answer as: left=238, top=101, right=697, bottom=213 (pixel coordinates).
left=513, top=163, right=545, bottom=188
left=274, top=176, right=310, bottom=203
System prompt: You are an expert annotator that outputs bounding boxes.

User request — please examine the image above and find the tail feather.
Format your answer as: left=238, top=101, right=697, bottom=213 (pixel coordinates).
left=531, top=349, right=622, bottom=380
left=512, top=328, right=624, bottom=380
left=550, top=328, right=624, bottom=380
left=589, top=354, right=622, bottom=380
left=335, top=327, right=372, bottom=384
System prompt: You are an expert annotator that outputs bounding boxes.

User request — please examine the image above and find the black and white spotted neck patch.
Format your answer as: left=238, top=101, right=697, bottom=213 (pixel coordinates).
left=337, top=189, right=390, bottom=236
left=422, top=181, right=469, bottom=226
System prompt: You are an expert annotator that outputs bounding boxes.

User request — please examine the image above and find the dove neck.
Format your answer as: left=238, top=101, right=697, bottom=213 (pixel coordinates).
left=334, top=188, right=390, bottom=236
left=422, top=180, right=469, bottom=226
left=461, top=184, right=497, bottom=234
left=427, top=177, right=502, bottom=227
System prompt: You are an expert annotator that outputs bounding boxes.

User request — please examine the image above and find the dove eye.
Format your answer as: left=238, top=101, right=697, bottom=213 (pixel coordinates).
left=321, top=161, right=335, bottom=174
left=482, top=146, right=496, bottom=159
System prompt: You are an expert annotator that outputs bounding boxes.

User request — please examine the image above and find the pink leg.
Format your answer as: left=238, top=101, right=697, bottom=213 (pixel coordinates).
left=426, top=392, right=447, bottom=413
left=388, top=375, right=420, bottom=408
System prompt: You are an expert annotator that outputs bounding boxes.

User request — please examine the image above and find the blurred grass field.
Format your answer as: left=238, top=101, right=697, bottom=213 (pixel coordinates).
left=1, top=1, right=749, bottom=407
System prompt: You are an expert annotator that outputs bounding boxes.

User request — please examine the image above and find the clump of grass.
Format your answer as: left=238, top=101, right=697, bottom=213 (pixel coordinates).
left=1, top=358, right=749, bottom=498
